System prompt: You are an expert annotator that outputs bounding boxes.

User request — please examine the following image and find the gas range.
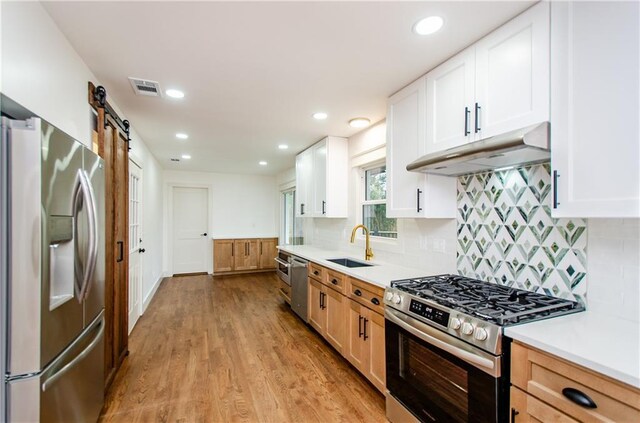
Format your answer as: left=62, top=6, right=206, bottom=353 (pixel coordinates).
left=384, top=274, right=584, bottom=355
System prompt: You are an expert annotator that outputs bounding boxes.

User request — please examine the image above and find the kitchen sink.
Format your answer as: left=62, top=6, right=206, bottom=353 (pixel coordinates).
left=326, top=258, right=374, bottom=268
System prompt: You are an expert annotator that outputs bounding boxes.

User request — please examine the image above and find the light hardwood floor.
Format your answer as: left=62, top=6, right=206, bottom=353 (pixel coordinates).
left=99, top=273, right=387, bottom=423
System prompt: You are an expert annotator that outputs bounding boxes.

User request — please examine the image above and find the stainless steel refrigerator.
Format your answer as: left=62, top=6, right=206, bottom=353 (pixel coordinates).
left=1, top=109, right=105, bottom=422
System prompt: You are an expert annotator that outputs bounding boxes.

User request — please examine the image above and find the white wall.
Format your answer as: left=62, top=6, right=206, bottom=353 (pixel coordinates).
left=163, top=170, right=279, bottom=274
left=305, top=120, right=458, bottom=275
left=587, top=219, right=640, bottom=322
left=1, top=1, right=165, bottom=310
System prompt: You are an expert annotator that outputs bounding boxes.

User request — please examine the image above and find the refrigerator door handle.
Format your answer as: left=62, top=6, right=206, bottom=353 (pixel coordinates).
left=41, top=314, right=104, bottom=392
left=73, top=169, right=98, bottom=302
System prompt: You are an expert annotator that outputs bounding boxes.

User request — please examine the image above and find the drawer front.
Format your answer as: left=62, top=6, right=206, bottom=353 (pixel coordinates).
left=511, top=342, right=640, bottom=422
left=278, top=280, right=291, bottom=304
left=308, top=262, right=325, bottom=281
left=350, top=279, right=384, bottom=315
left=324, top=269, right=346, bottom=294
left=511, top=387, right=578, bottom=423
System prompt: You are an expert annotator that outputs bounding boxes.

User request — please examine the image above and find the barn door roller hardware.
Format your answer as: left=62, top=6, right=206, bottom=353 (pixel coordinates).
left=92, top=85, right=132, bottom=151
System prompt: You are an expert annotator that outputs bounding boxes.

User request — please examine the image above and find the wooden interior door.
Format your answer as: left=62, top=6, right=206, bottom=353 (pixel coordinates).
left=114, top=129, right=129, bottom=367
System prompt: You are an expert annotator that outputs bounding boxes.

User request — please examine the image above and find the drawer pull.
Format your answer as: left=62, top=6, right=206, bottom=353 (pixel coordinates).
left=562, top=387, right=597, bottom=409
left=313, top=270, right=319, bottom=276
left=354, top=289, right=362, bottom=297
left=371, top=298, right=380, bottom=305
left=331, top=278, right=338, bottom=285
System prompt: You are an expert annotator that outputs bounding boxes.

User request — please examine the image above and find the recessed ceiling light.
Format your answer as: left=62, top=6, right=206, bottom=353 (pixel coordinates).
left=413, top=16, right=444, bottom=35
left=278, top=144, right=289, bottom=150
left=165, top=89, right=185, bottom=98
left=176, top=133, right=188, bottom=140
left=181, top=154, right=191, bottom=160
left=349, top=117, right=371, bottom=128
left=312, top=112, right=328, bottom=120
left=259, top=161, right=268, bottom=166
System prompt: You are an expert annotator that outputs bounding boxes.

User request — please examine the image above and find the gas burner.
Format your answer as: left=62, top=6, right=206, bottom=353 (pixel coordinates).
left=391, top=274, right=584, bottom=326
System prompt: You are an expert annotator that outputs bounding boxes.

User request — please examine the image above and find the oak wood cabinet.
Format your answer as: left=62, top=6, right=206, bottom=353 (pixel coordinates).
left=304, top=263, right=385, bottom=393
left=510, top=342, right=640, bottom=422
left=307, top=266, right=346, bottom=354
left=213, top=237, right=277, bottom=275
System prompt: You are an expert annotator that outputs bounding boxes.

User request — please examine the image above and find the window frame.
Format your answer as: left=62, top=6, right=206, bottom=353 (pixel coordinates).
left=358, top=160, right=398, bottom=241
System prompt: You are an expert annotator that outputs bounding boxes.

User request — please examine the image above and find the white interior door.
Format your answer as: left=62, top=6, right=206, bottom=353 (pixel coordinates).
left=172, top=187, right=209, bottom=274
left=128, top=161, right=143, bottom=333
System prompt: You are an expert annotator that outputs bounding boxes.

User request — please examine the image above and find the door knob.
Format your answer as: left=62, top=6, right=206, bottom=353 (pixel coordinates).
left=201, top=232, right=207, bottom=236
left=138, top=248, right=146, bottom=253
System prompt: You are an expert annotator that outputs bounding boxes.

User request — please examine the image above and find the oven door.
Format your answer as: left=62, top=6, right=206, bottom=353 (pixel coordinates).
left=385, top=308, right=508, bottom=423
left=275, top=251, right=290, bottom=285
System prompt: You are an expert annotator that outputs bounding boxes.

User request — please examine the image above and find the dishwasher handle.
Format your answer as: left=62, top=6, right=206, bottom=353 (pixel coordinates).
left=290, top=258, right=308, bottom=267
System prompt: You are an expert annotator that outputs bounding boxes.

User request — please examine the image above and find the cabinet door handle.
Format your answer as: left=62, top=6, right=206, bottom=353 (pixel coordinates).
left=371, top=297, right=380, bottom=306
left=331, top=278, right=338, bottom=285
left=358, top=315, right=363, bottom=338
left=464, top=107, right=471, bottom=136
left=231, top=243, right=234, bottom=257
left=354, top=289, right=362, bottom=297
left=260, top=243, right=263, bottom=255
left=301, top=203, right=305, bottom=215
left=416, top=188, right=423, bottom=213
left=553, top=170, right=560, bottom=209
left=474, top=103, right=481, bottom=133
left=322, top=200, right=326, bottom=215
left=510, top=408, right=519, bottom=423
left=321, top=292, right=326, bottom=310
left=363, top=317, right=369, bottom=340
left=562, top=387, right=597, bottom=409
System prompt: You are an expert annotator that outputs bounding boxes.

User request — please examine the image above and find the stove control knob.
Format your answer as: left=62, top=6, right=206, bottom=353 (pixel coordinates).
left=392, top=294, right=402, bottom=305
left=461, top=322, right=474, bottom=336
left=450, top=318, right=462, bottom=330
left=474, top=327, right=488, bottom=341
left=385, top=292, right=394, bottom=302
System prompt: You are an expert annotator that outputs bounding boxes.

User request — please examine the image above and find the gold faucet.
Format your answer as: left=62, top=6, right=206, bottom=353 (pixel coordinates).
left=350, top=224, right=374, bottom=261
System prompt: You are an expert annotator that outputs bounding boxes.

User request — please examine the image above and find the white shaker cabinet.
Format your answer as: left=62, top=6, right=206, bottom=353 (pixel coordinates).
left=474, top=0, right=549, bottom=139
left=387, top=79, right=456, bottom=218
left=295, top=147, right=313, bottom=217
left=312, top=136, right=348, bottom=218
left=424, top=1, right=549, bottom=154
left=550, top=1, right=639, bottom=217
left=424, top=47, right=476, bottom=154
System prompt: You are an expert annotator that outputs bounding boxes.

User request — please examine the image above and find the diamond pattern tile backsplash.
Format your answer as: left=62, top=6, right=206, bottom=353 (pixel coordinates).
left=457, top=163, right=587, bottom=304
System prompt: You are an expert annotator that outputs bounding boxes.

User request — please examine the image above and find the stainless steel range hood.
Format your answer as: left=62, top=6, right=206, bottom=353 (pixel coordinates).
left=406, top=122, right=550, bottom=176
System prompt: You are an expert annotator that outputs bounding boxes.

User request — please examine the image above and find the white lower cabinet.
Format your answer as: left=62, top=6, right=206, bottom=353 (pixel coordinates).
left=550, top=1, right=640, bottom=217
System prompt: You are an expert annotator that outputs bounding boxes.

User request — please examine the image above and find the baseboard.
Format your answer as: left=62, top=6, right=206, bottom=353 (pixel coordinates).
left=143, top=275, right=164, bottom=312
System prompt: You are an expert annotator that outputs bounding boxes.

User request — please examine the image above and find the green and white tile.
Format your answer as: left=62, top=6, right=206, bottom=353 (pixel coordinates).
left=457, top=163, right=587, bottom=304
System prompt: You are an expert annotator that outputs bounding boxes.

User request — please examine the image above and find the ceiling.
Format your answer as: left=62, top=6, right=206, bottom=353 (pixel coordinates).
left=43, top=1, right=534, bottom=176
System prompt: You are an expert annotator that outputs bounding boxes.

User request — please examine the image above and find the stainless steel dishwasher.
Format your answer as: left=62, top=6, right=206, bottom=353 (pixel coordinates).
left=289, top=256, right=308, bottom=322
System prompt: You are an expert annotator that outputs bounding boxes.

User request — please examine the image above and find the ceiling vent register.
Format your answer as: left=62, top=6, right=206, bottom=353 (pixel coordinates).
left=128, top=77, right=162, bottom=97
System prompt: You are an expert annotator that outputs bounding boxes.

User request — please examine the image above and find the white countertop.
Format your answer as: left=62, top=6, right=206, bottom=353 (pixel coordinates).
left=505, top=311, right=640, bottom=389
left=277, top=245, right=428, bottom=288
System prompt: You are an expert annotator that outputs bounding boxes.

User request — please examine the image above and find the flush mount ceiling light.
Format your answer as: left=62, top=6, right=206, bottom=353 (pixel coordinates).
left=165, top=89, right=185, bottom=99
left=259, top=161, right=268, bottom=166
left=312, top=112, right=328, bottom=120
left=181, top=154, right=191, bottom=160
left=278, top=144, right=289, bottom=150
left=175, top=133, right=188, bottom=140
left=413, top=16, right=444, bottom=35
left=349, top=117, right=371, bottom=128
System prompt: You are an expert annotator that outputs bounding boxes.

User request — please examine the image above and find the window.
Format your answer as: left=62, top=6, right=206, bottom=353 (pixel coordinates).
left=282, top=189, right=302, bottom=245
left=361, top=165, right=397, bottom=239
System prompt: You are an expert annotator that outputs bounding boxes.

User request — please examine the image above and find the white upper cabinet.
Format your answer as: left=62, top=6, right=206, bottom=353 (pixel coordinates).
left=312, top=137, right=348, bottom=218
left=550, top=1, right=639, bottom=217
left=387, top=79, right=456, bottom=218
left=424, top=1, right=550, bottom=154
left=295, top=136, right=348, bottom=218
left=295, top=148, right=313, bottom=217
left=475, top=1, right=549, bottom=139
left=425, top=47, right=476, bottom=153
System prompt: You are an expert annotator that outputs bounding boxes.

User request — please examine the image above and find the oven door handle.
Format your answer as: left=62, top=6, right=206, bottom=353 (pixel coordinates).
left=385, top=308, right=500, bottom=377
left=274, top=258, right=290, bottom=268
